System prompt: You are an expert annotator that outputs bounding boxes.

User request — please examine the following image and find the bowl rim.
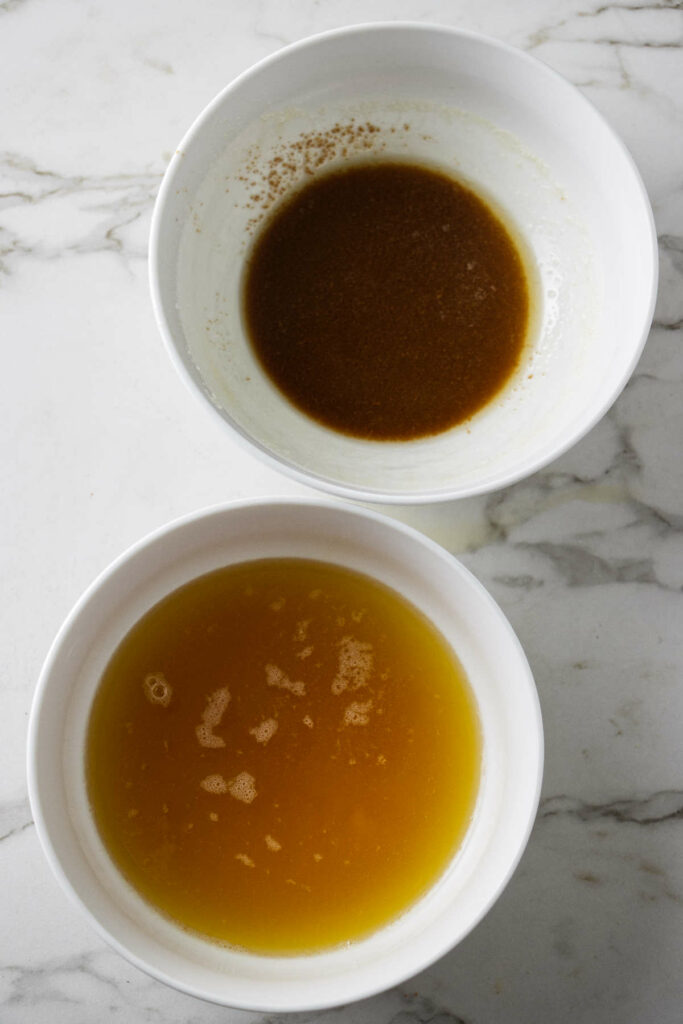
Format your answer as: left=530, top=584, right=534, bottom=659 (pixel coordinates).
left=149, top=21, right=658, bottom=505
left=27, top=497, right=543, bottom=1011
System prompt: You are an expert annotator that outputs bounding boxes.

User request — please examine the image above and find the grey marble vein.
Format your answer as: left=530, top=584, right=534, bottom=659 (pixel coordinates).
left=540, top=790, right=683, bottom=824
left=386, top=995, right=469, bottom=1024
left=515, top=542, right=659, bottom=587
left=254, top=995, right=471, bottom=1024
left=659, top=232, right=683, bottom=271
left=0, top=153, right=162, bottom=272
left=526, top=0, right=683, bottom=51
left=0, top=0, right=29, bottom=14
left=0, top=797, right=33, bottom=843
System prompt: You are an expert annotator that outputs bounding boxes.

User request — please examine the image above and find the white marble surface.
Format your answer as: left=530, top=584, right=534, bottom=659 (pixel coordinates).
left=2, top=0, right=682, bottom=1021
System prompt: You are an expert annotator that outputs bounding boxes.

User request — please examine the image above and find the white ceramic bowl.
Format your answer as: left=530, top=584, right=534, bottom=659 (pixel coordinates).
left=150, top=23, right=657, bottom=503
left=28, top=500, right=542, bottom=1011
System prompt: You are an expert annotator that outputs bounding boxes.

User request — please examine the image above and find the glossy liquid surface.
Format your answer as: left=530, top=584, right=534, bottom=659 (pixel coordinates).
left=243, top=161, right=530, bottom=440
left=86, top=559, right=480, bottom=954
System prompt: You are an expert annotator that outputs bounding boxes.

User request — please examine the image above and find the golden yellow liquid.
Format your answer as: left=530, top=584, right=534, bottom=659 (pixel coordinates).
left=86, top=559, right=480, bottom=954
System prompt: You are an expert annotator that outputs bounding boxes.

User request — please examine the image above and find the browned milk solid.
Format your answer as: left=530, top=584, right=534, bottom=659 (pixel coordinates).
left=86, top=559, right=481, bottom=954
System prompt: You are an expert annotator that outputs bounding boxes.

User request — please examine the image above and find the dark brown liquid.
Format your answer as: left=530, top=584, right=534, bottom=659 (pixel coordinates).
left=86, top=559, right=480, bottom=954
left=243, top=161, right=530, bottom=440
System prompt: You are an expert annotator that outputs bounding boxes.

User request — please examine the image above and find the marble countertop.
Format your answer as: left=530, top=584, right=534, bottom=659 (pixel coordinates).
left=2, top=0, right=682, bottom=1021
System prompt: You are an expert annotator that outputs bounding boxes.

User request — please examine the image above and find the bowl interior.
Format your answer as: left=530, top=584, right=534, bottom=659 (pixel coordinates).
left=151, top=25, right=656, bottom=502
left=29, top=501, right=542, bottom=1011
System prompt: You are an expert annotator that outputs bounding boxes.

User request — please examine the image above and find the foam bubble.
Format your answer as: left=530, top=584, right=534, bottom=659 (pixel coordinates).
left=195, top=686, right=230, bottom=748
left=143, top=672, right=172, bottom=707
left=344, top=700, right=373, bottom=726
left=331, top=637, right=373, bottom=695
left=200, top=773, right=228, bottom=794
left=235, top=853, right=255, bottom=868
left=265, top=834, right=282, bottom=852
left=302, top=715, right=314, bottom=729
left=228, top=771, right=257, bottom=804
left=266, top=663, right=305, bottom=697
left=296, top=646, right=314, bottom=660
left=249, top=718, right=278, bottom=745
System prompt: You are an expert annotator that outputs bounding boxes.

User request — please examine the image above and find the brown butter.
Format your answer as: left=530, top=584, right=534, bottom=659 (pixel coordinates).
left=243, top=160, right=530, bottom=440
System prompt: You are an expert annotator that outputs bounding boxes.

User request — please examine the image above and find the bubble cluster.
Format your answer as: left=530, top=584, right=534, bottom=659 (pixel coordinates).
left=265, top=834, right=282, bottom=852
left=228, top=771, right=257, bottom=804
left=331, top=637, right=373, bottom=695
left=195, top=686, right=230, bottom=748
left=235, top=852, right=255, bottom=868
left=200, top=773, right=228, bottom=795
left=249, top=718, right=278, bottom=745
left=266, top=663, right=305, bottom=697
left=344, top=700, right=373, bottom=727
left=143, top=672, right=172, bottom=707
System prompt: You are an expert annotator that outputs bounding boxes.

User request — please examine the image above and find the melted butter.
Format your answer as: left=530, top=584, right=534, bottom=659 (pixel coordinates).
left=86, top=559, right=480, bottom=954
